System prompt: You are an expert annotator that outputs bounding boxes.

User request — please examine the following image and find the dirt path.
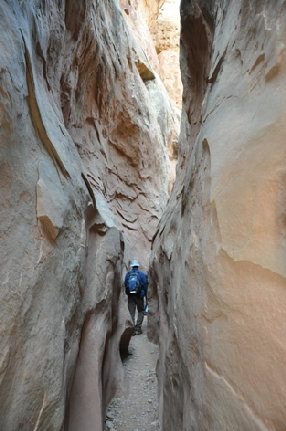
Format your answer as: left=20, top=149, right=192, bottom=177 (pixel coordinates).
left=104, top=320, right=161, bottom=431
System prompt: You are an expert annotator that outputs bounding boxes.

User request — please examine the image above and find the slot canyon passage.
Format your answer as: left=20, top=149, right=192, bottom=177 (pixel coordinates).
left=1, top=0, right=286, bottom=430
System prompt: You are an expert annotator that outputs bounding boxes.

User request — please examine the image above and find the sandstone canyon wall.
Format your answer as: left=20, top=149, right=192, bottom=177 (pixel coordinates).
left=0, top=1, right=179, bottom=430
left=156, top=0, right=182, bottom=109
left=119, top=0, right=181, bottom=187
left=149, top=0, right=286, bottom=430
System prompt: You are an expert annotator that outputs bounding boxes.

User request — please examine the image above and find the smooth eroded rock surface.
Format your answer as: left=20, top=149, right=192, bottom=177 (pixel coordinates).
left=149, top=1, right=286, bottom=430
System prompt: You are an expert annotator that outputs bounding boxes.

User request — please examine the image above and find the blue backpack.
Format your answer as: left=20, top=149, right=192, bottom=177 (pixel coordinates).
left=126, top=270, right=142, bottom=295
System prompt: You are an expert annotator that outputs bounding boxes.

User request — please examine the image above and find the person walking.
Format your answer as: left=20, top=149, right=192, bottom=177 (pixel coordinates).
left=124, top=260, right=148, bottom=335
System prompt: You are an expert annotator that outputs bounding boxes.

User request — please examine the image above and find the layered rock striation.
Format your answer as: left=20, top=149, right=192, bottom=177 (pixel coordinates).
left=0, top=1, right=178, bottom=430
left=149, top=0, right=286, bottom=430
left=63, top=0, right=179, bottom=268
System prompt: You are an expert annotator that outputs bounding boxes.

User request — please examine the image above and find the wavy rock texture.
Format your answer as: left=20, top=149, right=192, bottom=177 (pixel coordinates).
left=149, top=0, right=286, bottom=430
left=0, top=1, right=179, bottom=430
left=63, top=0, right=179, bottom=267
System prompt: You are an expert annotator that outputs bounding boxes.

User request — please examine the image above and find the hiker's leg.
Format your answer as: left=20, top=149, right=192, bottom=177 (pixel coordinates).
left=135, top=297, right=144, bottom=332
left=128, top=296, right=136, bottom=326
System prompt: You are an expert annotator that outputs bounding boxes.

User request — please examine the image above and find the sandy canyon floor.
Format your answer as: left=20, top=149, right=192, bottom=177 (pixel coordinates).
left=105, top=319, right=161, bottom=431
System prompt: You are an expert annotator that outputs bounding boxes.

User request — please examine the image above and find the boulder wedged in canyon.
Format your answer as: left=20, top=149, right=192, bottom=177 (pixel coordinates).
left=149, top=1, right=286, bottom=430
left=0, top=1, right=179, bottom=430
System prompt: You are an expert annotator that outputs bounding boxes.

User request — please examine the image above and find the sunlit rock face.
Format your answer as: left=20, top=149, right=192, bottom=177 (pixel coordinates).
left=118, top=0, right=161, bottom=73
left=149, top=0, right=286, bottom=430
left=118, top=0, right=181, bottom=189
left=0, top=0, right=177, bottom=430
left=120, top=0, right=182, bottom=109
left=156, top=0, right=182, bottom=109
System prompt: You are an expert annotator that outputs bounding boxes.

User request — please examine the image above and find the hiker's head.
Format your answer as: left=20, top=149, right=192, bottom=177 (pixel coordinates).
left=130, top=260, right=139, bottom=269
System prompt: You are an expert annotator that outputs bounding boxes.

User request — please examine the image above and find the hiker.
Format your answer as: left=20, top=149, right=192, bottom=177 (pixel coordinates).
left=124, top=260, right=148, bottom=335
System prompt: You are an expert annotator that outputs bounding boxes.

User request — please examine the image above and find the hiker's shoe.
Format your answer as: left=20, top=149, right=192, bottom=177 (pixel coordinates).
left=135, top=328, right=142, bottom=335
